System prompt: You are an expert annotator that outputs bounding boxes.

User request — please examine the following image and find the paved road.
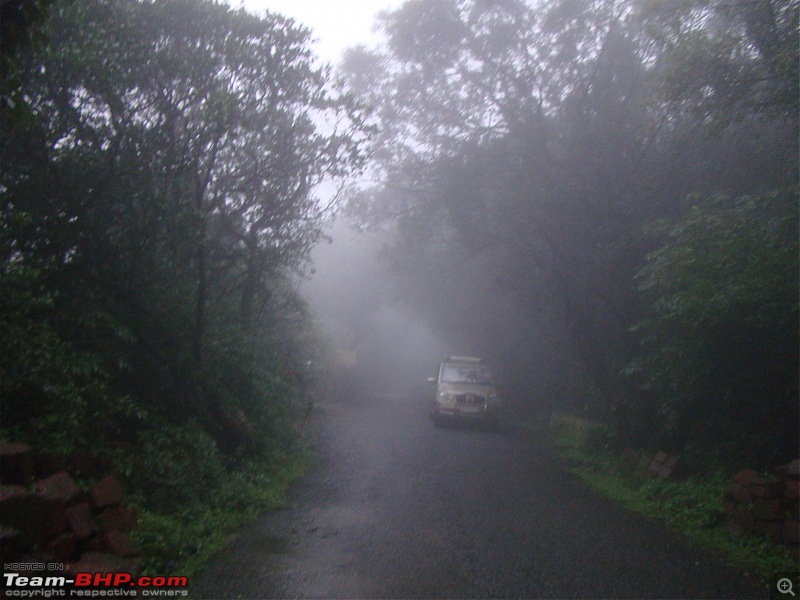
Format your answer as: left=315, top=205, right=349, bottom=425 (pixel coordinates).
left=193, top=390, right=766, bottom=598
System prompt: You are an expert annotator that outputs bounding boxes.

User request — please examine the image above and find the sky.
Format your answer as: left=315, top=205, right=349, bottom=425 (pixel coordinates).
left=233, top=0, right=405, bottom=64
left=225, top=0, right=404, bottom=204
left=225, top=0, right=444, bottom=368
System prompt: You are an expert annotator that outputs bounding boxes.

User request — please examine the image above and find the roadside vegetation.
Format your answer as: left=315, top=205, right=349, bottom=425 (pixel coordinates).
left=1, top=0, right=366, bottom=573
left=130, top=448, right=311, bottom=575
left=339, top=0, right=797, bottom=469
left=1, top=0, right=796, bottom=577
left=550, top=414, right=798, bottom=578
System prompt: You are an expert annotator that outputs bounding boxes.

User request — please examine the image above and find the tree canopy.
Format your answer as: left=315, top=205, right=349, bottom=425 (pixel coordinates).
left=340, top=0, right=798, bottom=465
left=1, top=0, right=369, bottom=461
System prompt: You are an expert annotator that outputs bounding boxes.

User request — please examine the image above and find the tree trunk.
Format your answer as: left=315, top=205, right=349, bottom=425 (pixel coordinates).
left=240, top=229, right=260, bottom=328
left=192, top=182, right=207, bottom=365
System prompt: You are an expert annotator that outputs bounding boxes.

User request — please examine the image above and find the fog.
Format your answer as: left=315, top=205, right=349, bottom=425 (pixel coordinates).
left=301, top=219, right=446, bottom=396
left=297, top=0, right=798, bottom=464
left=301, top=216, right=593, bottom=421
left=0, top=0, right=796, bottom=591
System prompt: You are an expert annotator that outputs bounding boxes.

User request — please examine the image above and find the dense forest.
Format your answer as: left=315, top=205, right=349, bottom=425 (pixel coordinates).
left=0, top=0, right=797, bottom=572
left=0, top=0, right=370, bottom=568
left=338, top=0, right=798, bottom=467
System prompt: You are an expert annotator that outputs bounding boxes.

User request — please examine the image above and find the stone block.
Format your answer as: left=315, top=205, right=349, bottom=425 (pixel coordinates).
left=775, top=459, right=800, bottom=480
left=43, top=499, right=68, bottom=537
left=96, top=505, right=136, bottom=534
left=0, top=443, right=34, bottom=485
left=90, top=476, right=124, bottom=509
left=33, top=471, right=80, bottom=504
left=65, top=503, right=99, bottom=540
left=734, top=469, right=759, bottom=485
left=88, top=531, right=137, bottom=557
left=786, top=480, right=800, bottom=501
left=752, top=520, right=782, bottom=543
left=0, top=526, right=21, bottom=562
left=70, top=552, right=141, bottom=577
left=653, top=451, right=668, bottom=465
left=753, top=498, right=784, bottom=522
left=784, top=519, right=800, bottom=545
left=0, top=485, right=66, bottom=545
left=750, top=476, right=783, bottom=499
left=729, top=483, right=754, bottom=505
left=46, top=533, right=77, bottom=562
left=0, top=484, right=27, bottom=504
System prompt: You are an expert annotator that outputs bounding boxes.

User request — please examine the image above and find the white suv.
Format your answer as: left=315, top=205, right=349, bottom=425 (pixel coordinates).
left=429, top=356, right=499, bottom=428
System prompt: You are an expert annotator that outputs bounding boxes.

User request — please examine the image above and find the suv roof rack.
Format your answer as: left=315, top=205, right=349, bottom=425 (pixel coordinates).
left=444, top=355, right=484, bottom=363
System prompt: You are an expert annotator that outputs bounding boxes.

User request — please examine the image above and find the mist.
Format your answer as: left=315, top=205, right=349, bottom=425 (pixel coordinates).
left=301, top=218, right=448, bottom=397
left=301, top=214, right=596, bottom=422
left=320, top=0, right=798, bottom=463
left=1, top=0, right=796, bottom=587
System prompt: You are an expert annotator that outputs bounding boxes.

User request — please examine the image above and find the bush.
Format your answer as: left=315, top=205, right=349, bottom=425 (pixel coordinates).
left=117, top=424, right=227, bottom=511
left=129, top=444, right=311, bottom=575
left=628, top=190, right=799, bottom=465
left=0, top=261, right=144, bottom=455
left=560, top=444, right=798, bottom=578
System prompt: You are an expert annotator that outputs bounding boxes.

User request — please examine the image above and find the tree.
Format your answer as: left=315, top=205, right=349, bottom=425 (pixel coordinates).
left=630, top=191, right=798, bottom=463
left=645, top=0, right=799, bottom=126
left=342, top=0, right=797, bottom=455
left=1, top=0, right=369, bottom=453
left=343, top=0, right=678, bottom=408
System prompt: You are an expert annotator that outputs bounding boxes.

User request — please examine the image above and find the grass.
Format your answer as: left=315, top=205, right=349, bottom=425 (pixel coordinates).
left=549, top=413, right=798, bottom=579
left=129, top=447, right=312, bottom=577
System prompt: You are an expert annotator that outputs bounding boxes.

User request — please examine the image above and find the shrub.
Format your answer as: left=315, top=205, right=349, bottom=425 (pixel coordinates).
left=629, top=190, right=799, bottom=465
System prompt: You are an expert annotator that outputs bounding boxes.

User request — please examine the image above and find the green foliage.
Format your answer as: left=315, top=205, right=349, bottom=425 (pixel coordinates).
left=0, top=0, right=360, bottom=572
left=550, top=413, right=612, bottom=452
left=560, top=442, right=797, bottom=578
left=1, top=0, right=65, bottom=118
left=117, top=424, right=228, bottom=512
left=0, top=260, right=144, bottom=454
left=0, top=0, right=358, bottom=449
left=629, top=191, right=799, bottom=464
left=343, top=0, right=797, bottom=423
left=130, top=446, right=311, bottom=575
left=647, top=0, right=799, bottom=123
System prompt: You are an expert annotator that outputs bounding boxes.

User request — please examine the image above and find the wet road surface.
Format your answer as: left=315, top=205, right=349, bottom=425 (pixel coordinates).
left=193, top=391, right=766, bottom=598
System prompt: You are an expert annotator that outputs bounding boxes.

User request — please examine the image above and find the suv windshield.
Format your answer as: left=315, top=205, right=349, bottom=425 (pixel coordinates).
left=440, top=364, right=494, bottom=385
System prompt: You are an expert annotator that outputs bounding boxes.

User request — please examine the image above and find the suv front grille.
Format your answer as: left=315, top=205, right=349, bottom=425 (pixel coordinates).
left=455, top=393, right=485, bottom=405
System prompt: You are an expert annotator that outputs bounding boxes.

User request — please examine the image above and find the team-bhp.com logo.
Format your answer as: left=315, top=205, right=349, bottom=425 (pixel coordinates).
left=3, top=571, right=188, bottom=597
